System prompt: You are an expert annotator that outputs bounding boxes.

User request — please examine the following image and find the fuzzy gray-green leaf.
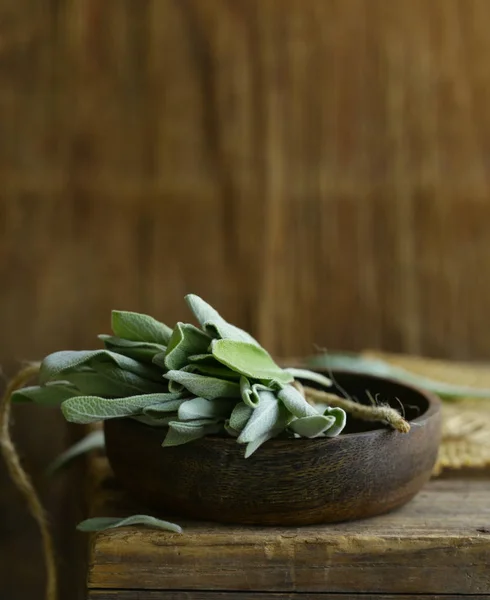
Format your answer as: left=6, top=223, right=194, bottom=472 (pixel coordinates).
left=322, top=406, right=347, bottom=437
left=164, top=322, right=211, bottom=370
left=91, top=363, right=167, bottom=394
left=142, top=398, right=187, bottom=415
left=164, top=370, right=241, bottom=400
left=237, top=391, right=285, bottom=444
left=40, top=350, right=163, bottom=384
left=229, top=401, right=253, bottom=431
left=162, top=419, right=221, bottom=447
left=288, top=414, right=336, bottom=438
left=284, top=368, right=333, bottom=389
left=277, top=384, right=317, bottom=418
left=132, top=414, right=177, bottom=427
left=212, top=339, right=293, bottom=385
left=240, top=377, right=272, bottom=408
left=47, top=430, right=105, bottom=475
left=185, top=294, right=260, bottom=345
left=11, top=382, right=80, bottom=406
left=99, top=335, right=166, bottom=363
left=61, top=392, right=182, bottom=424
left=77, top=515, right=182, bottom=534
left=112, top=310, right=173, bottom=345
left=242, top=401, right=290, bottom=456
left=178, top=397, right=231, bottom=421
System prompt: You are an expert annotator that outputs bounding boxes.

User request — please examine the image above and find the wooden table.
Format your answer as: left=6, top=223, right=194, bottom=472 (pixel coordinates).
left=84, top=457, right=490, bottom=599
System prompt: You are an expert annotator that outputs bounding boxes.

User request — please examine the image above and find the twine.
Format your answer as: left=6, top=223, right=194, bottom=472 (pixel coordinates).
left=0, top=363, right=57, bottom=600
left=303, top=386, right=411, bottom=433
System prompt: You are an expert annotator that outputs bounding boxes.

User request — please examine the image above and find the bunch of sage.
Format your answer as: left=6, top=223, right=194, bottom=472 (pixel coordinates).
left=12, top=294, right=347, bottom=457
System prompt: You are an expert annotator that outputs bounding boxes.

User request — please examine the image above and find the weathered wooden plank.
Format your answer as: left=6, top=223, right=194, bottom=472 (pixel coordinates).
left=89, top=593, right=490, bottom=600
left=87, top=465, right=490, bottom=594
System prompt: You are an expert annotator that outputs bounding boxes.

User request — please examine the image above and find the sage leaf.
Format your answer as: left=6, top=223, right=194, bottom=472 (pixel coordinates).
left=40, top=350, right=163, bottom=384
left=132, top=414, right=177, bottom=427
left=11, top=382, right=80, bottom=406
left=99, top=335, right=166, bottom=363
left=211, top=340, right=293, bottom=385
left=112, top=310, right=173, bottom=345
left=322, top=406, right=347, bottom=437
left=61, top=393, right=182, bottom=424
left=142, top=398, right=187, bottom=415
left=187, top=353, right=216, bottom=363
left=162, top=419, right=221, bottom=447
left=289, top=414, right=336, bottom=438
left=240, top=377, right=257, bottom=408
left=64, top=366, right=165, bottom=397
left=284, top=368, right=333, bottom=389
left=185, top=294, right=260, bottom=345
left=224, top=420, right=240, bottom=437
left=91, top=363, right=167, bottom=394
left=229, top=401, right=253, bottom=431
left=278, top=385, right=317, bottom=418
left=244, top=432, right=276, bottom=458
left=164, top=370, right=241, bottom=400
left=77, top=515, right=182, bottom=534
left=237, top=391, right=288, bottom=444
left=178, top=397, right=231, bottom=421
left=47, top=430, right=105, bottom=475
left=164, top=323, right=211, bottom=370
left=160, top=364, right=200, bottom=393
left=242, top=401, right=291, bottom=457
left=240, top=377, right=273, bottom=408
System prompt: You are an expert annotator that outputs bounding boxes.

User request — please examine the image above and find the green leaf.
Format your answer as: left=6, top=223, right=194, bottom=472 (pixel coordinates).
left=61, top=392, right=182, bottom=424
left=178, top=397, right=231, bottom=421
left=224, top=420, right=240, bottom=437
left=277, top=385, right=317, bottom=418
left=99, top=335, right=166, bottom=363
left=11, top=382, right=80, bottom=406
left=237, top=391, right=289, bottom=444
left=187, top=353, right=216, bottom=363
left=112, top=310, right=173, bottom=345
left=91, top=363, right=167, bottom=394
left=77, top=515, right=182, bottom=534
left=40, top=350, right=163, bottom=384
left=244, top=433, right=275, bottom=458
left=132, top=414, right=177, bottom=427
left=288, top=414, right=336, bottom=438
left=162, top=419, right=221, bottom=447
left=185, top=294, right=260, bottom=345
left=164, top=370, right=241, bottom=400
left=211, top=340, right=293, bottom=385
left=307, top=352, right=490, bottom=400
left=47, top=430, right=105, bottom=475
left=142, top=398, right=187, bottom=415
left=239, top=377, right=272, bottom=408
left=63, top=365, right=166, bottom=397
left=284, top=368, right=333, bottom=389
left=229, top=401, right=253, bottom=431
left=322, top=406, right=347, bottom=437
left=164, top=322, right=211, bottom=370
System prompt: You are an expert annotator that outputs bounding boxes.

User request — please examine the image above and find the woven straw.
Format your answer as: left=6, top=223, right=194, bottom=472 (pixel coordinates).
left=364, top=351, right=490, bottom=475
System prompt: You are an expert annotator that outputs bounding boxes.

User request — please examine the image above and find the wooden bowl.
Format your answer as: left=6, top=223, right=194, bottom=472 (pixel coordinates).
left=104, top=370, right=442, bottom=526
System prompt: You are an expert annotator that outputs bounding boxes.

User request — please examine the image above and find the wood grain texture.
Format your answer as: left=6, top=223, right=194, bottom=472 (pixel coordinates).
left=87, top=455, right=490, bottom=595
left=3, top=1, right=490, bottom=598
left=88, top=593, right=490, bottom=600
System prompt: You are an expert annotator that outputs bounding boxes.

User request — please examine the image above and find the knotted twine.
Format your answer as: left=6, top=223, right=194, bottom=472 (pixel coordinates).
left=0, top=363, right=57, bottom=600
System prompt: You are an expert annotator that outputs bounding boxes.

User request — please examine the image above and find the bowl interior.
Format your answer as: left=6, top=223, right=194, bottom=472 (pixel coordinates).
left=305, top=370, right=431, bottom=434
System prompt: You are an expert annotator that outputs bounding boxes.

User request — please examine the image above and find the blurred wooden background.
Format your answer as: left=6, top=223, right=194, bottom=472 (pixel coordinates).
left=1, top=0, right=490, bottom=598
